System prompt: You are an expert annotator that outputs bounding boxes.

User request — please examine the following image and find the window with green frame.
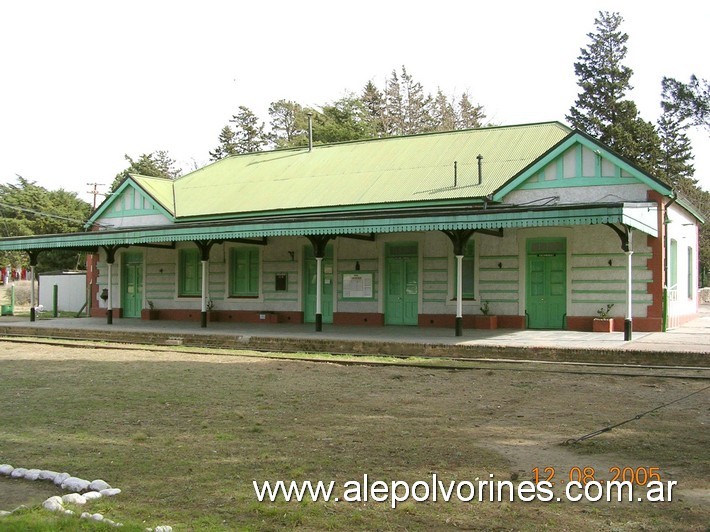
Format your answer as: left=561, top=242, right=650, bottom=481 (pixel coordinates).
left=454, top=240, right=475, bottom=299
left=178, top=248, right=202, bottom=297
left=230, top=247, right=260, bottom=297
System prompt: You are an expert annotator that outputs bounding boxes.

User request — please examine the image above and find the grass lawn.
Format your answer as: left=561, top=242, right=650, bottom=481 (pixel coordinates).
left=0, top=340, right=707, bottom=530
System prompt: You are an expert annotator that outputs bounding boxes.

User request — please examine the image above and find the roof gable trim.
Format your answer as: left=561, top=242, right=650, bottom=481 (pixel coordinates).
left=492, top=132, right=673, bottom=201
left=86, top=177, right=175, bottom=228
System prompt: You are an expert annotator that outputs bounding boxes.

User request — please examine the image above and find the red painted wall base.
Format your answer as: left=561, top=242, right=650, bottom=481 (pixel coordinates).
left=566, top=316, right=664, bottom=332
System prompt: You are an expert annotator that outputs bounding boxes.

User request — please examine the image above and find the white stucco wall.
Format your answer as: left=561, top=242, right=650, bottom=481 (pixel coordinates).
left=665, top=203, right=700, bottom=322
left=504, top=183, right=651, bottom=207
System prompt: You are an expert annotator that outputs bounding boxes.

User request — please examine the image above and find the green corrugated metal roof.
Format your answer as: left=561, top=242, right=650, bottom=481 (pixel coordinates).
left=131, top=174, right=175, bottom=215
left=173, top=122, right=571, bottom=219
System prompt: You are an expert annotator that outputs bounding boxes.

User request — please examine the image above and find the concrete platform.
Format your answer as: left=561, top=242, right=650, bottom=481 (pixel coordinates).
left=0, top=306, right=708, bottom=367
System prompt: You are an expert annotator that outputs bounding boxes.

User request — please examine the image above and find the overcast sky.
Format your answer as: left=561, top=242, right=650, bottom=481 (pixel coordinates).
left=1, top=0, right=708, bottom=207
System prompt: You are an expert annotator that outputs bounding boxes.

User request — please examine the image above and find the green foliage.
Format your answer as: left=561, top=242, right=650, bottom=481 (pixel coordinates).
left=313, top=95, right=377, bottom=143
left=661, top=75, right=710, bottom=131
left=567, top=11, right=662, bottom=174
left=0, top=177, right=91, bottom=272
left=208, top=125, right=239, bottom=160
left=217, top=67, right=488, bottom=151
left=268, top=99, right=308, bottom=148
left=110, top=151, right=182, bottom=192
left=209, top=106, right=269, bottom=160
left=596, top=303, right=614, bottom=318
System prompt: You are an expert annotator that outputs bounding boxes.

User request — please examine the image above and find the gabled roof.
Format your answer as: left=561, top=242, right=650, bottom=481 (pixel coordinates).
left=86, top=121, right=681, bottom=228
left=171, top=122, right=572, bottom=220
left=492, top=129, right=674, bottom=200
left=88, top=175, right=175, bottom=228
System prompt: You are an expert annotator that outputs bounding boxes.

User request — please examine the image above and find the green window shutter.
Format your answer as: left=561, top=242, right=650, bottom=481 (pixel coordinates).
left=231, top=247, right=260, bottom=297
left=454, top=240, right=475, bottom=299
left=178, top=248, right=201, bottom=297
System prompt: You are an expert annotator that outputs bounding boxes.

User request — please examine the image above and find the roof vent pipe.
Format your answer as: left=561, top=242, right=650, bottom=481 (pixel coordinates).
left=307, top=112, right=313, bottom=152
left=477, top=154, right=483, bottom=185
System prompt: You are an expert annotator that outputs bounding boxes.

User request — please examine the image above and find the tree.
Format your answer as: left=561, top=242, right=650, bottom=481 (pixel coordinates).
left=659, top=75, right=710, bottom=278
left=313, top=96, right=377, bottom=144
left=567, top=11, right=661, bottom=173
left=209, top=125, right=239, bottom=161
left=657, top=101, right=695, bottom=188
left=432, top=89, right=456, bottom=132
left=229, top=106, right=269, bottom=153
left=269, top=100, right=308, bottom=148
left=361, top=80, right=386, bottom=137
left=661, top=75, right=710, bottom=132
left=456, top=92, right=486, bottom=129
left=110, top=151, right=182, bottom=191
left=0, top=176, right=91, bottom=272
left=383, top=66, right=434, bottom=135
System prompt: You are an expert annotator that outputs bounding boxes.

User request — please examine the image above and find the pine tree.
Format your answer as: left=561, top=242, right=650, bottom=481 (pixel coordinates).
left=209, top=125, right=239, bottom=161
left=361, top=81, right=386, bottom=137
left=432, top=89, right=456, bottom=132
left=456, top=92, right=486, bottom=129
left=662, top=75, right=710, bottom=131
left=400, top=66, right=433, bottom=134
left=268, top=100, right=307, bottom=148
left=383, top=69, right=406, bottom=135
left=657, top=108, right=695, bottom=188
left=229, top=106, right=269, bottom=153
left=567, top=11, right=661, bottom=173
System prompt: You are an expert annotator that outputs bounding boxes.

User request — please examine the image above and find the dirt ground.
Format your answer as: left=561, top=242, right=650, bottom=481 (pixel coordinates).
left=0, top=340, right=708, bottom=529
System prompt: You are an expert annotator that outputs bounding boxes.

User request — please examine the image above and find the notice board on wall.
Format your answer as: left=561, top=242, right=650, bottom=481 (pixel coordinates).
left=342, top=272, right=374, bottom=299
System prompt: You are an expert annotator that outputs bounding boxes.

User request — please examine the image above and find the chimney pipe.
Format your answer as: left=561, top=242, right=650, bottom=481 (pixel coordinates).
left=477, top=154, right=483, bottom=185
left=453, top=161, right=458, bottom=187
left=307, top=112, right=313, bottom=152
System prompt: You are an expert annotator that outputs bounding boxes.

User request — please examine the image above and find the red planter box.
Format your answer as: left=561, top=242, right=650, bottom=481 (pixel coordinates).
left=474, top=315, right=498, bottom=329
left=593, top=318, right=614, bottom=333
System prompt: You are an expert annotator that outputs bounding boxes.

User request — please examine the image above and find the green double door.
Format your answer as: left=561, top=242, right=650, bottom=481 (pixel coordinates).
left=385, top=243, right=419, bottom=325
left=304, top=245, right=333, bottom=323
left=122, top=252, right=143, bottom=318
left=526, top=239, right=566, bottom=329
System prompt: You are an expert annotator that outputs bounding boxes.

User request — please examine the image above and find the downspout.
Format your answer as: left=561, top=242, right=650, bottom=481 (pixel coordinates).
left=662, top=193, right=678, bottom=332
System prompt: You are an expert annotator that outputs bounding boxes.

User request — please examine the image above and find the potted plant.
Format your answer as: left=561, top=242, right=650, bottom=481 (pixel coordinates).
left=474, top=300, right=498, bottom=329
left=593, top=303, right=614, bottom=332
left=142, top=300, right=159, bottom=320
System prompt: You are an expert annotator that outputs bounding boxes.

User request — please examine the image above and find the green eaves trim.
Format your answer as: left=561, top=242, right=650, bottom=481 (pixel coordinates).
left=0, top=204, right=656, bottom=251
left=492, top=131, right=673, bottom=201
left=676, top=197, right=706, bottom=223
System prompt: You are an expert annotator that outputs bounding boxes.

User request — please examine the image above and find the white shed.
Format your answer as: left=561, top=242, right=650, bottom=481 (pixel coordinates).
left=38, top=272, right=87, bottom=314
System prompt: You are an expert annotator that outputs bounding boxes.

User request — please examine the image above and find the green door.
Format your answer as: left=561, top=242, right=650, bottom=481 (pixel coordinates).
left=526, top=239, right=566, bottom=329
left=122, top=252, right=143, bottom=318
left=304, top=245, right=333, bottom=323
left=385, top=243, right=418, bottom=325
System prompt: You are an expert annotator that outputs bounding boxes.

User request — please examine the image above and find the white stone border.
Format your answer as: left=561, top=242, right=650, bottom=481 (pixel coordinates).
left=0, top=463, right=171, bottom=531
